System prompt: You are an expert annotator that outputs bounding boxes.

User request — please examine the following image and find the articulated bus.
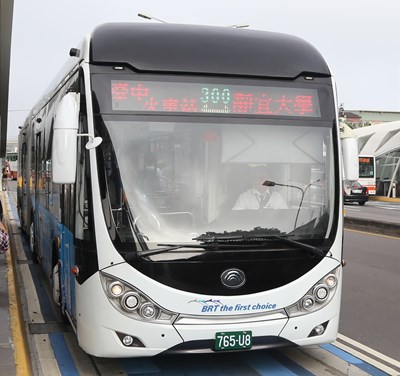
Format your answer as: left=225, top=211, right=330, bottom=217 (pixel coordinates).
left=358, top=155, right=376, bottom=195
left=18, top=23, right=357, bottom=357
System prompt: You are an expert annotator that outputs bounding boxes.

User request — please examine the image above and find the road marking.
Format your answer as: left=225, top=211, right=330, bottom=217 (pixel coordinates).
left=338, top=334, right=400, bottom=370
left=369, top=203, right=400, bottom=209
left=49, top=333, right=79, bottom=375
left=281, top=345, right=370, bottom=375
left=322, top=344, right=390, bottom=376
left=33, top=334, right=61, bottom=376
left=345, top=208, right=362, bottom=212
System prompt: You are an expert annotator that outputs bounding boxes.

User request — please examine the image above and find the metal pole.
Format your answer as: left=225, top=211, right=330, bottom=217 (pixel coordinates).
left=387, top=156, right=400, bottom=198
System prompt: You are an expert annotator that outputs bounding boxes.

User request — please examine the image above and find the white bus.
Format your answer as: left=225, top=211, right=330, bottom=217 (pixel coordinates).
left=358, top=155, right=376, bottom=195
left=18, top=23, right=355, bottom=357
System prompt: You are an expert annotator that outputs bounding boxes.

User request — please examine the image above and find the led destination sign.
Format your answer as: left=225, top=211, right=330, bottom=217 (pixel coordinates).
left=111, top=80, right=321, bottom=117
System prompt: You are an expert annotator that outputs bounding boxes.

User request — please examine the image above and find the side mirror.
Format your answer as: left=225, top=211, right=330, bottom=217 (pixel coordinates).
left=52, top=93, right=79, bottom=184
left=340, top=122, right=359, bottom=182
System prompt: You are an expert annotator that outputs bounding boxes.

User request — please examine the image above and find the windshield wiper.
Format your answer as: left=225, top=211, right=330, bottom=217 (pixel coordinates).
left=138, top=243, right=206, bottom=257
left=273, top=236, right=326, bottom=258
left=134, top=234, right=327, bottom=259
left=195, top=234, right=327, bottom=258
left=136, top=236, right=266, bottom=258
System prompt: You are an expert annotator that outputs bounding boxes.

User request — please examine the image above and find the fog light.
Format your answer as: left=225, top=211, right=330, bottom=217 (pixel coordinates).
left=116, top=331, right=145, bottom=348
left=140, top=302, right=156, bottom=319
left=122, top=335, right=134, bottom=346
left=301, top=296, right=315, bottom=310
left=313, top=324, right=325, bottom=336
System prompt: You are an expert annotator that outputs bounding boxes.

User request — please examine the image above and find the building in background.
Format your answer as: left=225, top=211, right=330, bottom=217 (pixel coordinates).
left=343, top=110, right=400, bottom=128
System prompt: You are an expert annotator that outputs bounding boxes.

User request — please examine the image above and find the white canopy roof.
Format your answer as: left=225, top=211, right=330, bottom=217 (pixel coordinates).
left=354, top=120, right=400, bottom=157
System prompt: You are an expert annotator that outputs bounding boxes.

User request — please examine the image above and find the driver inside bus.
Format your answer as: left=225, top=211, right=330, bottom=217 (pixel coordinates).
left=232, top=166, right=288, bottom=210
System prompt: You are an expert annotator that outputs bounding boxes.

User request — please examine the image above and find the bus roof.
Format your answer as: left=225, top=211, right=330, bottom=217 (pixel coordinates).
left=90, top=23, right=331, bottom=79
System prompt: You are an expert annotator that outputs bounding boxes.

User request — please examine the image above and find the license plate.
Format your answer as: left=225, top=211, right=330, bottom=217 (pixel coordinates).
left=353, top=189, right=362, bottom=193
left=215, top=331, right=252, bottom=351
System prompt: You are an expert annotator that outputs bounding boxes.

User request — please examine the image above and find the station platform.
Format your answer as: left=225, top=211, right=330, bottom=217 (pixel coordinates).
left=0, top=191, right=31, bottom=375
left=0, top=248, right=15, bottom=375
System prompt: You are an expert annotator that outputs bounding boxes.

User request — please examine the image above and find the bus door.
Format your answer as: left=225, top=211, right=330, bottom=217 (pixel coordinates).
left=60, top=184, right=76, bottom=319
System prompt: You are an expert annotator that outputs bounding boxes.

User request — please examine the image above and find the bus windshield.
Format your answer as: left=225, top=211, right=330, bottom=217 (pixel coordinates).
left=95, top=115, right=334, bottom=258
left=92, top=73, right=336, bottom=258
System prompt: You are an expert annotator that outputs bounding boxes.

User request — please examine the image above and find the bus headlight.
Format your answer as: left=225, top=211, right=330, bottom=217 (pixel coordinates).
left=301, top=295, right=315, bottom=310
left=140, top=303, right=156, bottom=319
left=286, top=267, right=340, bottom=317
left=101, top=272, right=177, bottom=323
left=121, top=292, right=140, bottom=311
left=314, top=284, right=329, bottom=302
left=109, top=281, right=124, bottom=298
left=324, top=273, right=337, bottom=288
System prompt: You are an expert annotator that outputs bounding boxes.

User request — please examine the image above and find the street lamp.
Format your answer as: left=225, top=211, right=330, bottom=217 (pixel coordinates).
left=138, top=13, right=168, bottom=24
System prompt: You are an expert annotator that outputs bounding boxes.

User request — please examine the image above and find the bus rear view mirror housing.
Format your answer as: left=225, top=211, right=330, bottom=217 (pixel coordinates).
left=52, top=92, right=103, bottom=184
left=52, top=93, right=80, bottom=184
left=340, top=122, right=359, bottom=182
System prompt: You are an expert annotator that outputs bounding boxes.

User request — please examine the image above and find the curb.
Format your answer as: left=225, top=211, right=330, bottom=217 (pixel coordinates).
left=344, top=216, right=400, bottom=237
left=369, top=195, right=400, bottom=203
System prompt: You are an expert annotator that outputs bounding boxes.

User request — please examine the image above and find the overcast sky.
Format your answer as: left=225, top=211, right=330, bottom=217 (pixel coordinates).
left=7, top=0, right=400, bottom=139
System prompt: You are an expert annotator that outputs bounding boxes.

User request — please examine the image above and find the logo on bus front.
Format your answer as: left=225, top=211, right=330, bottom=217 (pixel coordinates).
left=188, top=299, right=277, bottom=313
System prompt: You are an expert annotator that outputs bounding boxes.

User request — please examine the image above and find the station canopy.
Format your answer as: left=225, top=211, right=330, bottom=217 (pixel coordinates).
left=355, top=120, right=400, bottom=157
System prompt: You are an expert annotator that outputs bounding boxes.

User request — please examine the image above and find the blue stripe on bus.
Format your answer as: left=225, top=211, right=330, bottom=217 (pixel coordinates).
left=321, top=344, right=390, bottom=376
left=49, top=333, right=79, bottom=376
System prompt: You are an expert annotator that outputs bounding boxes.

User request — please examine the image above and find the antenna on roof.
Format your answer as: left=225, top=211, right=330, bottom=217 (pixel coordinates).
left=138, top=13, right=168, bottom=24
left=227, top=24, right=250, bottom=28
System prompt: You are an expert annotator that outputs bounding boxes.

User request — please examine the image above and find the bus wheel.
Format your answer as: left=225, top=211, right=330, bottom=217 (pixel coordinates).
left=29, top=222, right=39, bottom=263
